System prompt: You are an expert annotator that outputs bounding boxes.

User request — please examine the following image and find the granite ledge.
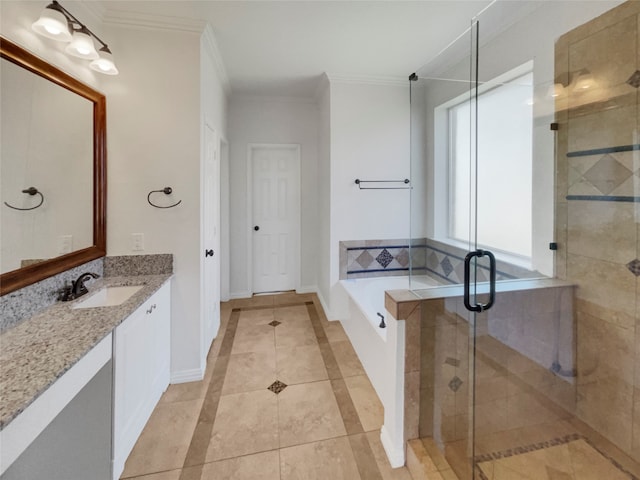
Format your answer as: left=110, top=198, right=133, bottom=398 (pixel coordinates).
left=0, top=273, right=172, bottom=430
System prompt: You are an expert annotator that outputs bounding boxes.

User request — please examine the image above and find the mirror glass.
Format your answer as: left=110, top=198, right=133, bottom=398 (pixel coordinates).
left=1, top=58, right=94, bottom=273
left=0, top=38, right=106, bottom=295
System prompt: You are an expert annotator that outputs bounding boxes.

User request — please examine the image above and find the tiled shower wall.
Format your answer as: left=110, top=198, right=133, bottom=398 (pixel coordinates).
left=554, top=0, right=640, bottom=460
left=340, top=238, right=540, bottom=281
left=418, top=286, right=577, bottom=445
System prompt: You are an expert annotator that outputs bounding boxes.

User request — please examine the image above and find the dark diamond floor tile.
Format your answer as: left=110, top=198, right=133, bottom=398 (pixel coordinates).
left=268, top=320, right=282, bottom=327
left=267, top=380, right=288, bottom=394
left=448, top=376, right=463, bottom=392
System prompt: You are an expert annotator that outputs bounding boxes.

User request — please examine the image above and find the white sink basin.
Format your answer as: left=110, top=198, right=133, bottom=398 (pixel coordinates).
left=72, top=285, right=144, bottom=309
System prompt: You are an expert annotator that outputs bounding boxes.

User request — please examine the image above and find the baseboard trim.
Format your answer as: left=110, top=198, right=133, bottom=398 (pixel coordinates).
left=170, top=368, right=204, bottom=384
left=380, top=425, right=405, bottom=468
left=296, top=285, right=317, bottom=294
left=315, top=289, right=334, bottom=321
left=229, top=290, right=251, bottom=299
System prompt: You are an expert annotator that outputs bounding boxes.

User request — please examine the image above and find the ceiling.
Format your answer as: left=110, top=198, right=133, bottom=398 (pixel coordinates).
left=101, top=1, right=498, bottom=97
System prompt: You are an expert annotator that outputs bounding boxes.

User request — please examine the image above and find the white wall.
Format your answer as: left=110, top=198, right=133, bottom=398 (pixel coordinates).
left=103, top=22, right=227, bottom=381
left=103, top=25, right=202, bottom=380
left=327, top=80, right=411, bottom=317
left=228, top=96, right=319, bottom=297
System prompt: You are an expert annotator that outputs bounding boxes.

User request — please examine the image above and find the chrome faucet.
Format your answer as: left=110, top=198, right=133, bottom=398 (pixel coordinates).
left=60, top=272, right=100, bottom=301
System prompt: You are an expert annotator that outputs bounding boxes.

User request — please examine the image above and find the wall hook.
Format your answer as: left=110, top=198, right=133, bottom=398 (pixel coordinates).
left=147, top=187, right=182, bottom=209
left=4, top=187, right=45, bottom=211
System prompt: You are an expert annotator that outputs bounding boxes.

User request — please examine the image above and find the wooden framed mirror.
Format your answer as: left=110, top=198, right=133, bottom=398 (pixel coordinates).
left=0, top=37, right=106, bottom=295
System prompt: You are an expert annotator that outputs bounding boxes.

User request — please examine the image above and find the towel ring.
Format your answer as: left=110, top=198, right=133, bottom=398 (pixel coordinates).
left=4, top=187, right=44, bottom=211
left=147, top=187, right=182, bottom=209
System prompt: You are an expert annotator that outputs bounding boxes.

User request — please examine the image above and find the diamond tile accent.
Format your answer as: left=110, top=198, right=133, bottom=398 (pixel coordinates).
left=427, top=251, right=440, bottom=270
left=448, top=376, right=463, bottom=392
left=356, top=250, right=374, bottom=269
left=627, top=70, right=640, bottom=88
left=267, top=380, right=288, bottom=394
left=395, top=248, right=410, bottom=267
left=583, top=154, right=632, bottom=195
left=441, top=257, right=454, bottom=277
left=376, top=249, right=394, bottom=268
left=627, top=259, right=640, bottom=276
left=268, top=320, right=281, bottom=327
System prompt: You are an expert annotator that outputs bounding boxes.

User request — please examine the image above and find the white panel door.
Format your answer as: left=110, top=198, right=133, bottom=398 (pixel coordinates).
left=202, top=124, right=220, bottom=351
left=251, top=145, right=300, bottom=294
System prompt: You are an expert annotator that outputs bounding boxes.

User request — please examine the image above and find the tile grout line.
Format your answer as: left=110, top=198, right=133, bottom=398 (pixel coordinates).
left=177, top=308, right=241, bottom=480
left=305, top=301, right=384, bottom=480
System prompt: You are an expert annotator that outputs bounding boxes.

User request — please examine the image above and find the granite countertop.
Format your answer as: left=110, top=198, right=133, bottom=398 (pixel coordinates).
left=0, top=273, right=172, bottom=430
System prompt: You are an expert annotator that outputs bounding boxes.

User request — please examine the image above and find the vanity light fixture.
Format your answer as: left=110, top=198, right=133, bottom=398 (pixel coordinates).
left=32, top=1, right=118, bottom=75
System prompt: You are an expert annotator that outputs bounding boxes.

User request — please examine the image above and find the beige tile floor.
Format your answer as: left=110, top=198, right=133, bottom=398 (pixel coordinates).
left=120, top=293, right=413, bottom=480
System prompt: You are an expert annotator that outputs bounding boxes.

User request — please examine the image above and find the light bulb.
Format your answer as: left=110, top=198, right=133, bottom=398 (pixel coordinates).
left=90, top=46, right=119, bottom=75
left=44, top=24, right=61, bottom=35
left=32, top=3, right=72, bottom=42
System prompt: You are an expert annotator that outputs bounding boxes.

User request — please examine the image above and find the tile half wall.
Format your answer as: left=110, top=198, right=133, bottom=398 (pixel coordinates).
left=339, top=238, right=540, bottom=282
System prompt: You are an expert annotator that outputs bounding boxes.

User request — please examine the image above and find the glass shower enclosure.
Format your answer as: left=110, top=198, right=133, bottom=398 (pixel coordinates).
left=409, top=1, right=640, bottom=478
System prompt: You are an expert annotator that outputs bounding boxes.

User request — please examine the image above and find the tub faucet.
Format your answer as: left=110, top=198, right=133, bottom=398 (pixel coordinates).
left=69, top=272, right=100, bottom=299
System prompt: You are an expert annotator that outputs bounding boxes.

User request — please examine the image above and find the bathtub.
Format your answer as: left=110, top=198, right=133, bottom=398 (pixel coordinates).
left=340, top=275, right=442, bottom=340
left=337, top=274, right=444, bottom=467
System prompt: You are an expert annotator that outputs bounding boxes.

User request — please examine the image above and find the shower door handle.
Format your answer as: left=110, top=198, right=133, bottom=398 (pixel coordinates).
left=463, top=249, right=496, bottom=312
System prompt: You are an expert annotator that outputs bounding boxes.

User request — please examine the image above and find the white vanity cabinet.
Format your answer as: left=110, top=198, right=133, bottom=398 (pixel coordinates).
left=112, top=282, right=171, bottom=480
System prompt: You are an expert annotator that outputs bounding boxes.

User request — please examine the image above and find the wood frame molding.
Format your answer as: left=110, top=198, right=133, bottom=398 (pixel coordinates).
left=0, top=37, right=107, bottom=295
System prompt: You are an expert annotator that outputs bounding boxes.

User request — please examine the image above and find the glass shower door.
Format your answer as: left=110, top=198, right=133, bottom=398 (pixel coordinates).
left=469, top=2, right=640, bottom=479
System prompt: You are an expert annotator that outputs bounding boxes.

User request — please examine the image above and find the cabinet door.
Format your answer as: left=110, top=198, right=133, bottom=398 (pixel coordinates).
left=150, top=282, right=171, bottom=397
left=112, top=282, right=171, bottom=480
left=113, top=305, right=152, bottom=476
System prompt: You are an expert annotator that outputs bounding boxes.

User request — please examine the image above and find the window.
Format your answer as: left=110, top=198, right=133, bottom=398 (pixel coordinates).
left=446, top=66, right=533, bottom=260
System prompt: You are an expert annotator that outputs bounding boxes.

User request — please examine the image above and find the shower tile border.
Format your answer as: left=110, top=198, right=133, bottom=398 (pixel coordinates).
left=474, top=433, right=639, bottom=480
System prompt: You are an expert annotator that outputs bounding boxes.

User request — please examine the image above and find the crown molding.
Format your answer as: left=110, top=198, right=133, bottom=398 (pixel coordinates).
left=202, top=24, right=230, bottom=95
left=325, top=73, right=409, bottom=88
left=102, top=9, right=206, bottom=33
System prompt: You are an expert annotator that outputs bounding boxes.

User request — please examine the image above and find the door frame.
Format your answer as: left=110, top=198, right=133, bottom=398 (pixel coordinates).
left=246, top=143, right=301, bottom=295
left=200, top=120, right=221, bottom=363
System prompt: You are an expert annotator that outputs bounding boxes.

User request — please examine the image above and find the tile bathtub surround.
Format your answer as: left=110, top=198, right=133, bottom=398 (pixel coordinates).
left=121, top=293, right=409, bottom=480
left=0, top=273, right=172, bottom=429
left=339, top=238, right=542, bottom=282
left=339, top=238, right=428, bottom=279
left=105, top=254, right=173, bottom=277
left=0, top=258, right=104, bottom=332
left=424, top=239, right=542, bottom=285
